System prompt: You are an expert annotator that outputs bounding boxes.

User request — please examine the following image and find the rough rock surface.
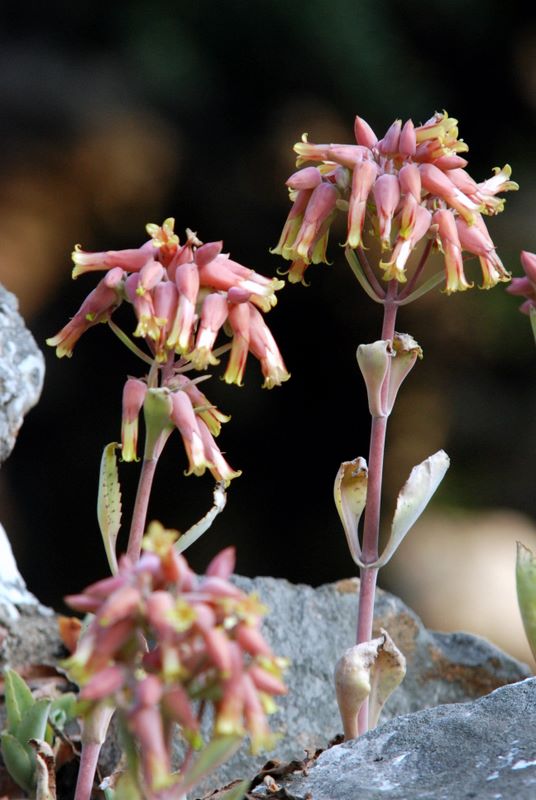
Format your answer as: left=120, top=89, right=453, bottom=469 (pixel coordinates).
left=257, top=677, right=536, bottom=800
left=182, top=576, right=531, bottom=797
left=0, top=283, right=44, bottom=465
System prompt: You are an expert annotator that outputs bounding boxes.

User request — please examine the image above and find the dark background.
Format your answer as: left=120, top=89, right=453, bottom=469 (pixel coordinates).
left=1, top=1, right=535, bottom=620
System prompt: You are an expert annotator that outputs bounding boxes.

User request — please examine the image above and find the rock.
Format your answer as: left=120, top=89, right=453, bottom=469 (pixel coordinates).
left=181, top=576, right=531, bottom=797
left=0, top=283, right=44, bottom=465
left=0, top=522, right=57, bottom=670
left=256, top=677, right=536, bottom=800
left=0, top=284, right=46, bottom=623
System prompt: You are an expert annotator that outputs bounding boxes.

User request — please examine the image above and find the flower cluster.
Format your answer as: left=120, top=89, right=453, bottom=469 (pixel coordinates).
left=65, top=523, right=287, bottom=795
left=507, top=251, right=536, bottom=314
left=273, top=111, right=517, bottom=293
left=47, top=219, right=289, bottom=389
left=121, top=375, right=240, bottom=483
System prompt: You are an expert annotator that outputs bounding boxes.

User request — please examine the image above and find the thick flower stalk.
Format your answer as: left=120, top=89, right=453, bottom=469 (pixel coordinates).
left=48, top=220, right=290, bottom=562
left=65, top=523, right=287, bottom=798
left=274, top=111, right=517, bottom=294
left=274, top=112, right=517, bottom=738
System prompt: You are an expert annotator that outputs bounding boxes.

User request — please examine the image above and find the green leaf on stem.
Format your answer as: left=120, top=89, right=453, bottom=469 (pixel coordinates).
left=218, top=779, right=250, bottom=800
left=0, top=731, right=35, bottom=793
left=16, top=699, right=52, bottom=751
left=4, top=668, right=35, bottom=733
left=333, top=457, right=368, bottom=567
left=516, top=541, right=536, bottom=661
left=177, top=736, right=242, bottom=796
left=374, top=449, right=450, bottom=568
left=176, top=481, right=227, bottom=554
left=97, top=442, right=122, bottom=575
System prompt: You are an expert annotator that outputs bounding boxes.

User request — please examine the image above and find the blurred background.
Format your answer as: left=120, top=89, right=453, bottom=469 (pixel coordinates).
left=1, top=0, right=536, bottom=666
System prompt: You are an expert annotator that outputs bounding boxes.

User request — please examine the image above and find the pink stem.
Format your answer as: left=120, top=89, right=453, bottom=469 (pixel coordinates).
left=356, top=246, right=386, bottom=299
left=398, top=239, right=432, bottom=300
left=356, top=286, right=398, bottom=735
left=74, top=741, right=101, bottom=800
left=126, top=456, right=159, bottom=562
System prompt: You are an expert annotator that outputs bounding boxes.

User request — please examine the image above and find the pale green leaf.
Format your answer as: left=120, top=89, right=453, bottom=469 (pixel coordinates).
left=218, top=779, right=250, bottom=800
left=4, top=668, right=35, bottom=734
left=97, top=442, right=122, bottom=575
left=1, top=731, right=35, bottom=793
left=16, top=699, right=51, bottom=749
left=374, top=450, right=449, bottom=568
left=333, top=458, right=368, bottom=567
left=176, top=482, right=227, bottom=554
left=516, top=541, right=536, bottom=661
left=177, top=736, right=242, bottom=796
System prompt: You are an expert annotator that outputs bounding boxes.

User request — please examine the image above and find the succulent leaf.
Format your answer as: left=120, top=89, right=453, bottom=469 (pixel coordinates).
left=1, top=731, right=35, bottom=794
left=4, top=668, right=35, bottom=733
left=97, top=442, right=122, bottom=574
left=375, top=449, right=450, bottom=567
left=516, top=541, right=536, bottom=661
left=333, top=457, right=368, bottom=566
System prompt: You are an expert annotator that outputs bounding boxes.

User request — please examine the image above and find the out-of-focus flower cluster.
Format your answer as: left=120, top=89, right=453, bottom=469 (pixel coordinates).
left=47, top=219, right=289, bottom=389
left=507, top=251, right=536, bottom=314
left=65, top=522, right=287, bottom=795
left=273, top=111, right=517, bottom=294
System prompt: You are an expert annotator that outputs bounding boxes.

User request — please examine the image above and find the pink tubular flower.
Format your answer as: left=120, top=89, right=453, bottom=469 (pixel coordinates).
left=169, top=390, right=208, bottom=476
left=63, top=526, right=287, bottom=796
left=71, top=240, right=155, bottom=279
left=172, top=374, right=230, bottom=436
left=373, top=174, right=401, bottom=250
left=189, top=292, right=229, bottom=369
left=224, top=301, right=251, bottom=387
left=506, top=251, right=536, bottom=316
left=346, top=160, right=378, bottom=248
left=274, top=111, right=517, bottom=293
left=248, top=305, right=291, bottom=389
left=166, top=261, right=200, bottom=353
left=46, top=267, right=124, bottom=357
left=455, top=215, right=510, bottom=289
left=121, top=378, right=147, bottom=462
left=292, top=182, right=339, bottom=263
left=198, top=419, right=241, bottom=485
left=433, top=210, right=472, bottom=294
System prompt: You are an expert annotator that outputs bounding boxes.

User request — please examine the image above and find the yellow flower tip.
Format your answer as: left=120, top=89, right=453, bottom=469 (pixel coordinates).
left=262, top=369, right=291, bottom=390
left=379, top=261, right=407, bottom=283
left=142, top=520, right=180, bottom=555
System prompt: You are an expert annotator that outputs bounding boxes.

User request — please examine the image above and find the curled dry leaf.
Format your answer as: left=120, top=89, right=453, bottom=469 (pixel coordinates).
left=333, top=457, right=368, bottom=566
left=373, top=449, right=450, bottom=568
left=334, top=629, right=406, bottom=739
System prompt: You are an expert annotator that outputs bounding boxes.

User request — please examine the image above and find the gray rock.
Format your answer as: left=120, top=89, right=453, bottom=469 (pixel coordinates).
left=258, top=677, right=536, bottom=800
left=0, top=283, right=44, bottom=464
left=0, top=285, right=46, bottom=621
left=0, top=521, right=52, bottom=622
left=184, top=576, right=531, bottom=797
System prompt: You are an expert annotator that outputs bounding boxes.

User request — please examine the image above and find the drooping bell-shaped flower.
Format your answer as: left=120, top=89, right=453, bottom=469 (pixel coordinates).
left=121, top=378, right=147, bottom=462
left=46, top=267, right=124, bottom=357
